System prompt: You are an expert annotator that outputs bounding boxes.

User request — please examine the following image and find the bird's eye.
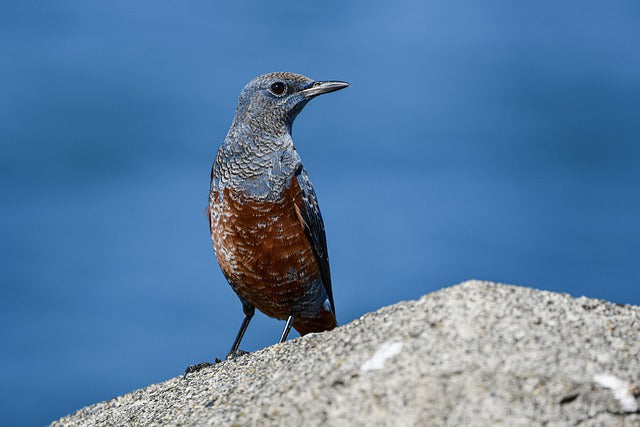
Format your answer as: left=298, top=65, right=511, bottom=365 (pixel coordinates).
left=269, top=81, right=286, bottom=96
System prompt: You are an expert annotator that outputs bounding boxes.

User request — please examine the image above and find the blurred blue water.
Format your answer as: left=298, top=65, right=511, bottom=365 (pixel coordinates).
left=1, top=1, right=639, bottom=425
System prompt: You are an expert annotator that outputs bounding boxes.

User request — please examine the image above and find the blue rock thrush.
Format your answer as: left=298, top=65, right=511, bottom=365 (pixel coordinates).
left=198, top=72, right=349, bottom=367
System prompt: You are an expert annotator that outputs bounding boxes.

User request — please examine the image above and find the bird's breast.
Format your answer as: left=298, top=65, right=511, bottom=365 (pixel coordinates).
left=209, top=177, right=322, bottom=320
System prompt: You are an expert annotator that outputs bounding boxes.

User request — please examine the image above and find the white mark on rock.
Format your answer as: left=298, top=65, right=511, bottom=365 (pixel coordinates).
left=593, top=373, right=639, bottom=413
left=360, top=339, right=404, bottom=372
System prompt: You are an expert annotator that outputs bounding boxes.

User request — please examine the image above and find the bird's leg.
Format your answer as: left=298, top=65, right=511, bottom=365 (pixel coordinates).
left=226, top=302, right=255, bottom=359
left=279, top=315, right=294, bottom=343
left=183, top=302, right=255, bottom=378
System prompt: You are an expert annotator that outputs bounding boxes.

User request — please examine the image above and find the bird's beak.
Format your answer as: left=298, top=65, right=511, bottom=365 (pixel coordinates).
left=300, top=80, right=350, bottom=98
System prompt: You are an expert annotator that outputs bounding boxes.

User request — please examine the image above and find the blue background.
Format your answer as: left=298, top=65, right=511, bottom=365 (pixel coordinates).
left=1, top=1, right=639, bottom=425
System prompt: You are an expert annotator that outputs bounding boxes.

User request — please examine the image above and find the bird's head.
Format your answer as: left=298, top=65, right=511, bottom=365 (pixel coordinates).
left=233, top=72, right=349, bottom=134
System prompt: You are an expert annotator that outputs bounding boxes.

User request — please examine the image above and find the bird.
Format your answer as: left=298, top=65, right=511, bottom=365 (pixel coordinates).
left=206, top=72, right=349, bottom=362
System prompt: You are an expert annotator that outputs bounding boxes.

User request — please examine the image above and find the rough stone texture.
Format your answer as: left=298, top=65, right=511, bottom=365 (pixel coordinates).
left=51, top=281, right=640, bottom=426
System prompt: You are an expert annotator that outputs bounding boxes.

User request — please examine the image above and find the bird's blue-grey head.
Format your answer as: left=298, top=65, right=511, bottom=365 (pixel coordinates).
left=213, top=72, right=348, bottom=198
left=231, top=72, right=349, bottom=136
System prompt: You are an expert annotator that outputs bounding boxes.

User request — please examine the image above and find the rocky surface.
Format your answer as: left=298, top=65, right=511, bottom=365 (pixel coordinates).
left=51, top=280, right=640, bottom=426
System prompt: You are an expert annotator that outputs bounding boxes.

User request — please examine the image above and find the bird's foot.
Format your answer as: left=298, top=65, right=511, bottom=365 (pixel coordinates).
left=226, top=349, right=249, bottom=360
left=183, top=358, right=222, bottom=379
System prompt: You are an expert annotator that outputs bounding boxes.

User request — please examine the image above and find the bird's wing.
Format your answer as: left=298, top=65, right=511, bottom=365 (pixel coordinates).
left=293, top=165, right=335, bottom=314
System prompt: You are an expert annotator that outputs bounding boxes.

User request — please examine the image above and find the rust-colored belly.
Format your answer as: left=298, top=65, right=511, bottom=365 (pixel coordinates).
left=210, top=179, right=323, bottom=322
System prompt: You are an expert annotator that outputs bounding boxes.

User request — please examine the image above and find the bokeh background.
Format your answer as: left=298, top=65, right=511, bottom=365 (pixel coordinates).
left=2, top=1, right=639, bottom=425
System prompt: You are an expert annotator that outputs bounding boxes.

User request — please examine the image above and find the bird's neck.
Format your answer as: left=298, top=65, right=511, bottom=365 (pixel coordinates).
left=218, top=122, right=294, bottom=173
left=212, top=121, right=300, bottom=201
left=229, top=117, right=293, bottom=154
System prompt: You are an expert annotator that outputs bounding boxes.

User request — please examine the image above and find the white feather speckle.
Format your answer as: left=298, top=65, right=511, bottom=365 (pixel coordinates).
left=593, top=373, right=639, bottom=413
left=360, top=340, right=404, bottom=372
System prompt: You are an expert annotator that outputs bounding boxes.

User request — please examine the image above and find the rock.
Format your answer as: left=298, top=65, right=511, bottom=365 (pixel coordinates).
left=50, top=280, right=640, bottom=426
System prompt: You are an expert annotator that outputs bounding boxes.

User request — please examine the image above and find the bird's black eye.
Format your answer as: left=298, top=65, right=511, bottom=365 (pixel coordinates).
left=269, top=81, right=286, bottom=96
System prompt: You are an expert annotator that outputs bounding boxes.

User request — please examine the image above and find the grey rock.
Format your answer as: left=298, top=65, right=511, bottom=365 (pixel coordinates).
left=51, top=281, right=640, bottom=426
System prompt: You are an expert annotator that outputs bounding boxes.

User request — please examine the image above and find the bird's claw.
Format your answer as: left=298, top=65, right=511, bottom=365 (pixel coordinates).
left=183, top=358, right=222, bottom=379
left=226, top=349, right=249, bottom=360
